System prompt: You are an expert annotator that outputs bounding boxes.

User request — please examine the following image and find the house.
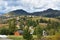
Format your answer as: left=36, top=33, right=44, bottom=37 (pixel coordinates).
left=14, top=29, right=23, bottom=36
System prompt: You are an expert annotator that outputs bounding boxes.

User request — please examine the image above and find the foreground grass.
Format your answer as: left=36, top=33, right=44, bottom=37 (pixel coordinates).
left=8, top=35, right=24, bottom=40
left=8, top=35, right=60, bottom=40
left=8, top=35, right=37, bottom=40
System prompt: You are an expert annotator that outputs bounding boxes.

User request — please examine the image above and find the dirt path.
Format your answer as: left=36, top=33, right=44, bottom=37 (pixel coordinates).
left=0, top=38, right=12, bottom=40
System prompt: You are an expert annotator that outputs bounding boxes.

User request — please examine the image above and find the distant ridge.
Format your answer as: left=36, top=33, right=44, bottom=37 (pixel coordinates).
left=31, top=8, right=60, bottom=17
left=3, top=8, right=60, bottom=17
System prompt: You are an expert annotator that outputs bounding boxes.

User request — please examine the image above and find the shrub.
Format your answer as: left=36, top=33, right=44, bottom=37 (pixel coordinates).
left=23, top=27, right=33, bottom=40
left=0, top=27, right=9, bottom=35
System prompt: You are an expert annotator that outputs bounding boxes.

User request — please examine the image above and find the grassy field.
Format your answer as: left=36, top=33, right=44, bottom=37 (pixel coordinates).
left=8, top=35, right=60, bottom=40
left=8, top=35, right=37, bottom=40
left=8, top=35, right=24, bottom=40
left=8, top=34, right=60, bottom=40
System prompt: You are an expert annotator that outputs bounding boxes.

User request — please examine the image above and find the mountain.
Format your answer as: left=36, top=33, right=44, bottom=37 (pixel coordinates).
left=7, top=9, right=30, bottom=16
left=32, top=8, right=60, bottom=17
left=3, top=8, right=60, bottom=17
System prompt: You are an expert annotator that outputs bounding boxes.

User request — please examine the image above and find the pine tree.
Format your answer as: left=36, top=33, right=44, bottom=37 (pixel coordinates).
left=36, top=25, right=43, bottom=40
left=8, top=18, right=18, bottom=35
left=23, top=27, right=33, bottom=40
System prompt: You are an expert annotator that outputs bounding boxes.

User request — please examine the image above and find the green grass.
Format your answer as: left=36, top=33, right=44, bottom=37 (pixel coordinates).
left=8, top=35, right=37, bottom=40
left=8, top=34, right=60, bottom=40
left=8, top=35, right=24, bottom=40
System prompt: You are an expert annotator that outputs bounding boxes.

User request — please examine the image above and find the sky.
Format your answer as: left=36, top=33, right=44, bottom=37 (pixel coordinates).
left=0, top=0, right=60, bottom=13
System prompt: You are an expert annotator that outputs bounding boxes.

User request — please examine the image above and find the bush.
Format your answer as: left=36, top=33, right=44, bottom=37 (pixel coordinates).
left=23, top=27, right=33, bottom=40
left=36, top=25, right=43, bottom=40
left=0, top=27, right=9, bottom=35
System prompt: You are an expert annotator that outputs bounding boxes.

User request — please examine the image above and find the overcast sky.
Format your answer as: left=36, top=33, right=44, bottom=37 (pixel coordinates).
left=0, top=0, right=60, bottom=13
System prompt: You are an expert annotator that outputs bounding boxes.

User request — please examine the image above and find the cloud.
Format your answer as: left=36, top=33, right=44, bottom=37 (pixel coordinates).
left=0, top=0, right=60, bottom=13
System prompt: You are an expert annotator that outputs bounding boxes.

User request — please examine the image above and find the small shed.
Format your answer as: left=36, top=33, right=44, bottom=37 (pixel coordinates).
left=14, top=30, right=23, bottom=36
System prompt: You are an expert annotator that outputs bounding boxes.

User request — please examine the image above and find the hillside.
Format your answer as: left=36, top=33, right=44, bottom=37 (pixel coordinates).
left=0, top=8, right=60, bottom=24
